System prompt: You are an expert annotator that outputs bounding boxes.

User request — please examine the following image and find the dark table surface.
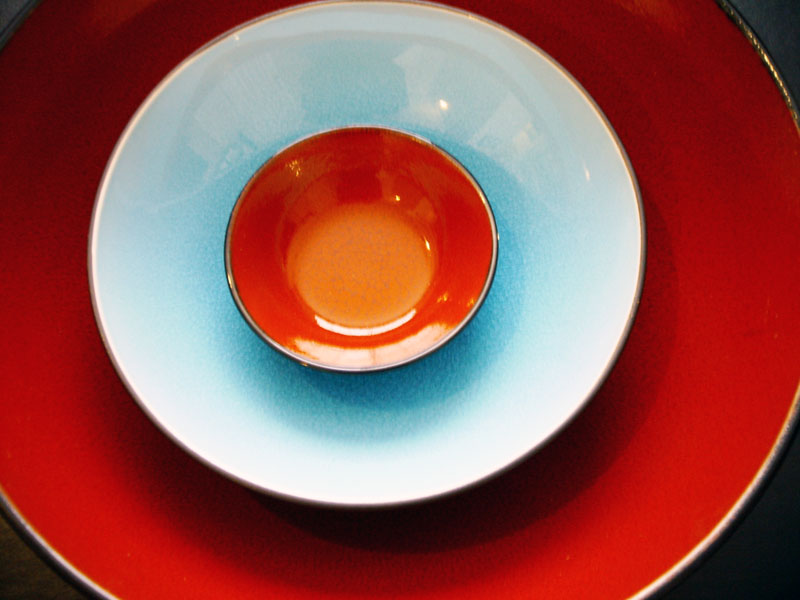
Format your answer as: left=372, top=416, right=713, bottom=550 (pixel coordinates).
left=1, top=1, right=798, bottom=598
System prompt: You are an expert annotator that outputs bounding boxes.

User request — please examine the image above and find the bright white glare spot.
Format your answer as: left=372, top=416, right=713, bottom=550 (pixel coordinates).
left=314, top=310, right=416, bottom=337
left=438, top=99, right=449, bottom=110
left=293, top=322, right=448, bottom=366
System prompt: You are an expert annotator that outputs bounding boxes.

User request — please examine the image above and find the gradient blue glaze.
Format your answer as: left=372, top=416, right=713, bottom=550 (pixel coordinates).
left=91, top=1, right=643, bottom=505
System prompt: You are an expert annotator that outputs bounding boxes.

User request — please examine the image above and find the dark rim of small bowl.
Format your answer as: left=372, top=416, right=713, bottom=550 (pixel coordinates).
left=223, top=124, right=499, bottom=374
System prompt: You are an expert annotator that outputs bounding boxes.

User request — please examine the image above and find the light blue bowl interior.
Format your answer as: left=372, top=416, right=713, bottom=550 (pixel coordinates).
left=91, top=2, right=643, bottom=505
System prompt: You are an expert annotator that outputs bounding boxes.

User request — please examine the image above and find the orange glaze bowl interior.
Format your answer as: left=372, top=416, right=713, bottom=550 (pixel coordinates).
left=225, top=127, right=498, bottom=372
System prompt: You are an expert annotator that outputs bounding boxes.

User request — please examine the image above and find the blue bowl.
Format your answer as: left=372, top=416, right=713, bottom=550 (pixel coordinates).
left=89, top=0, right=644, bottom=506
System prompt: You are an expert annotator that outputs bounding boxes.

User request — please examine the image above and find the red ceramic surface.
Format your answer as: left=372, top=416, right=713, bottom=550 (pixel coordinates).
left=1, top=1, right=798, bottom=599
left=227, top=127, right=497, bottom=371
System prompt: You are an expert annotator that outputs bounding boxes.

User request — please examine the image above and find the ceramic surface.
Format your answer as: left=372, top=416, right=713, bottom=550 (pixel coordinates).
left=3, top=0, right=800, bottom=599
left=226, top=126, right=498, bottom=372
left=89, top=1, right=642, bottom=505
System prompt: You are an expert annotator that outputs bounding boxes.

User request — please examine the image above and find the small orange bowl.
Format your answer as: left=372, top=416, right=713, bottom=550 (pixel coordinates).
left=225, top=127, right=498, bottom=372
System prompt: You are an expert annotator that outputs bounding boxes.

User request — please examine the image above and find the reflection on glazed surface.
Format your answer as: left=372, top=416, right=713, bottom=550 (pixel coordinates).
left=226, top=127, right=496, bottom=371
left=294, top=322, right=449, bottom=369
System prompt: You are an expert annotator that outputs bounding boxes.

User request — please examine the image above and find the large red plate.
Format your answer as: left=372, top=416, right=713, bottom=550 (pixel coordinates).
left=1, top=1, right=798, bottom=598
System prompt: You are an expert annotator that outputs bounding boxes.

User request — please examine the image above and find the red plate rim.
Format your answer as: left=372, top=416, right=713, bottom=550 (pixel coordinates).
left=1, top=1, right=798, bottom=598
